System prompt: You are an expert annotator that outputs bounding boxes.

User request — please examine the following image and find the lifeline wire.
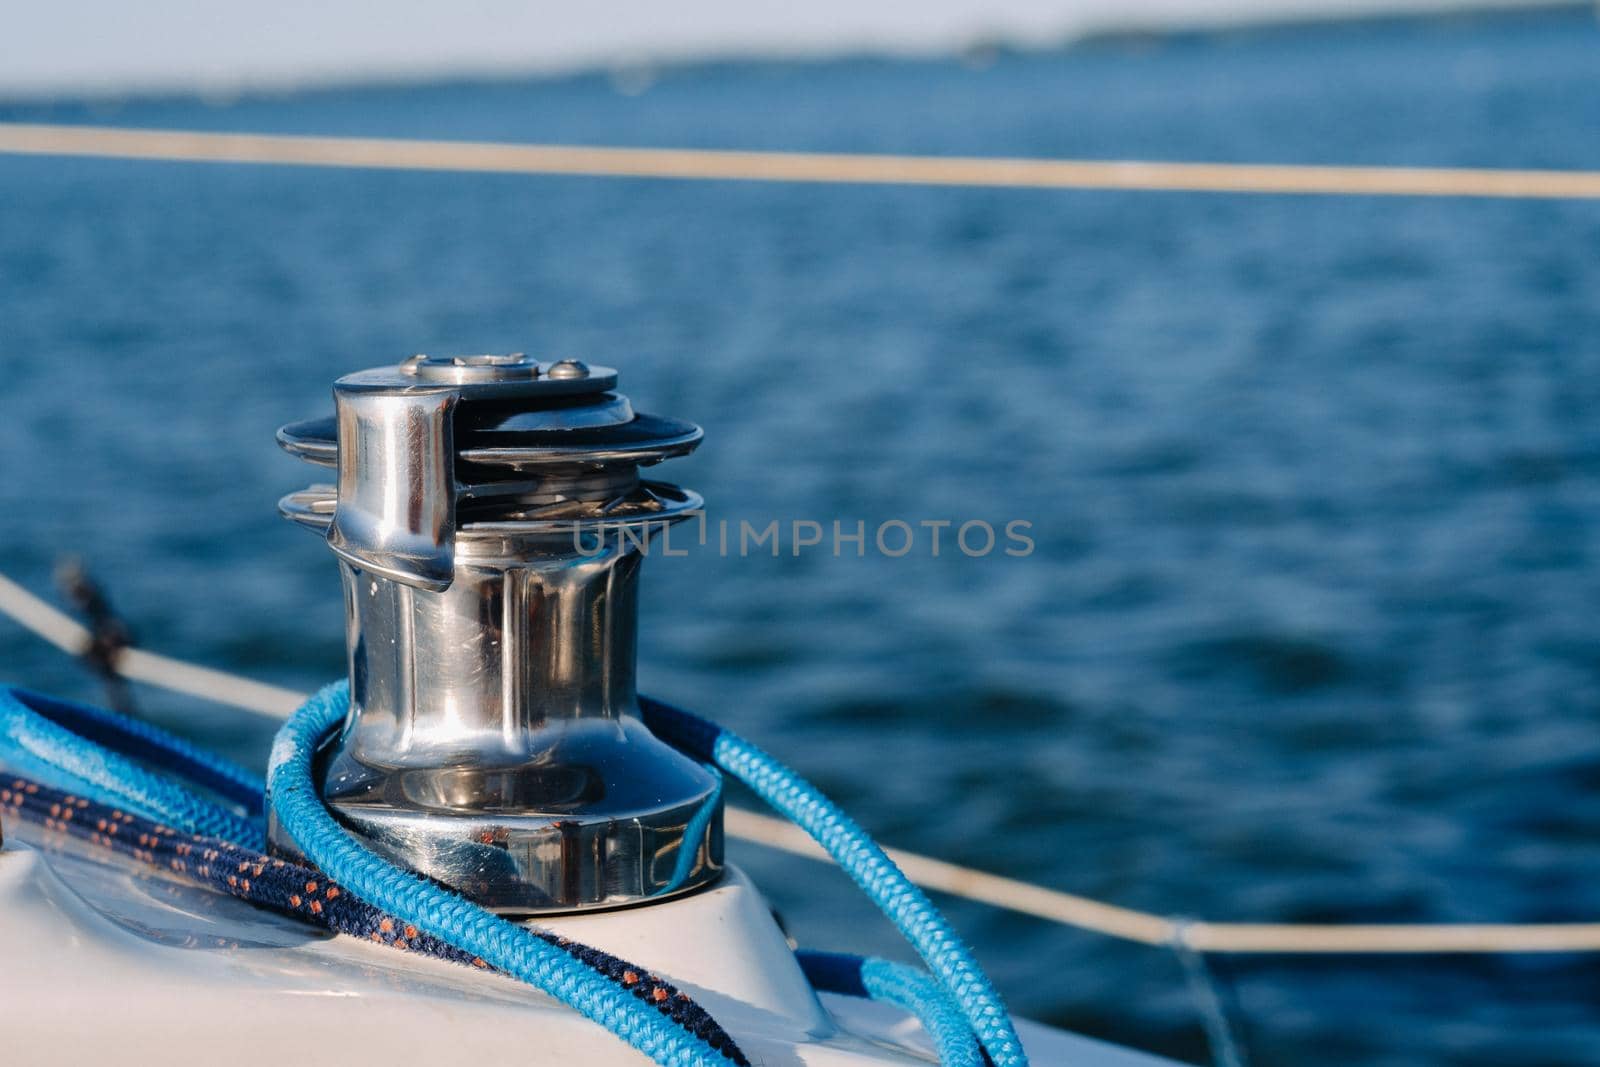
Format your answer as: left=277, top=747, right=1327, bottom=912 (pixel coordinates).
left=6, top=570, right=1600, bottom=955
left=6, top=123, right=1600, bottom=200
left=0, top=572, right=305, bottom=716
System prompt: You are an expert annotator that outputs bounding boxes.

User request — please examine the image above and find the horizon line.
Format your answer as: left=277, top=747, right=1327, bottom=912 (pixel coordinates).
left=1, top=0, right=1589, bottom=106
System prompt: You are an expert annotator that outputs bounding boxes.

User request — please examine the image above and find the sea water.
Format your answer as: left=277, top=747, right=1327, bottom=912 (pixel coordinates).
left=3, top=8, right=1600, bottom=1063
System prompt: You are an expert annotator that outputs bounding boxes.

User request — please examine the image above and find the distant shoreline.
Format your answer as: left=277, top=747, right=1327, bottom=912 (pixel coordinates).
left=1069, top=0, right=1590, bottom=50
left=1, top=0, right=1591, bottom=109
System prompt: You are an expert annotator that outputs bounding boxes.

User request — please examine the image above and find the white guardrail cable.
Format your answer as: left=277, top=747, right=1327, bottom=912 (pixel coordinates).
left=5, top=570, right=1600, bottom=954
left=5, top=123, right=1600, bottom=200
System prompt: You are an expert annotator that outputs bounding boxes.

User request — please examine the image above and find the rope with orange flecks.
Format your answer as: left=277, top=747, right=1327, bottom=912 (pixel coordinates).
left=0, top=773, right=750, bottom=1066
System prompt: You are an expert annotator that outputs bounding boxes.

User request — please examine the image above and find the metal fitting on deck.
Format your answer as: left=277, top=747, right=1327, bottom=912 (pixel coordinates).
left=269, top=353, right=720, bottom=913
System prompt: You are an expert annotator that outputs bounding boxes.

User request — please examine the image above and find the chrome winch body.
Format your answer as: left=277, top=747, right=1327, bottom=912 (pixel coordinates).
left=270, top=353, right=721, bottom=913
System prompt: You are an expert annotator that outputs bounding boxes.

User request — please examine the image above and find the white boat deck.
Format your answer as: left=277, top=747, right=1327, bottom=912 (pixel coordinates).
left=0, top=831, right=1176, bottom=1066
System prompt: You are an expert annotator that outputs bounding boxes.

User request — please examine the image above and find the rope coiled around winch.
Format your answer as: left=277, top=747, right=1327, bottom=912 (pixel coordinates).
left=0, top=684, right=748, bottom=1064
left=0, top=682, right=1015, bottom=1067
left=270, top=682, right=747, bottom=1067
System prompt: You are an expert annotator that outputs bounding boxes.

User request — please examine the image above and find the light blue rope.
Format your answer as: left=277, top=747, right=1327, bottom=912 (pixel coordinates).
left=1173, top=920, right=1248, bottom=1067
left=4, top=673, right=1013, bottom=1067
left=641, top=698, right=1027, bottom=1067
left=0, top=686, right=264, bottom=848
left=717, top=733, right=1024, bottom=1066
left=268, top=681, right=733, bottom=1067
left=861, top=957, right=986, bottom=1067
left=10, top=687, right=265, bottom=807
left=668, top=767, right=722, bottom=892
left=796, top=950, right=985, bottom=1067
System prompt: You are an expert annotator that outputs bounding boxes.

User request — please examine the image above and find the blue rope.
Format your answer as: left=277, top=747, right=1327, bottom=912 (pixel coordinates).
left=0, top=686, right=264, bottom=848
left=669, top=767, right=723, bottom=892
left=1, top=678, right=1017, bottom=1067
left=1173, top=921, right=1249, bottom=1067
left=642, top=697, right=1026, bottom=1067
left=268, top=681, right=734, bottom=1067
left=2, top=773, right=750, bottom=1065
left=8, top=688, right=265, bottom=807
left=797, top=950, right=985, bottom=1067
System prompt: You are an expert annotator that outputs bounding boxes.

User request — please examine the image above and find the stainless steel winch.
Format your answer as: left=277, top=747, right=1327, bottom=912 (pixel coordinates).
left=269, top=353, right=721, bottom=913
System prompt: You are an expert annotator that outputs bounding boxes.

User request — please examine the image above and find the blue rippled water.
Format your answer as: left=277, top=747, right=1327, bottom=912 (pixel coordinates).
left=4, top=7, right=1600, bottom=1064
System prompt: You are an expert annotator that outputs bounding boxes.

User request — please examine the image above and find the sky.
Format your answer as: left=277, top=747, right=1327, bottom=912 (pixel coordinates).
left=0, top=0, right=1558, bottom=96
